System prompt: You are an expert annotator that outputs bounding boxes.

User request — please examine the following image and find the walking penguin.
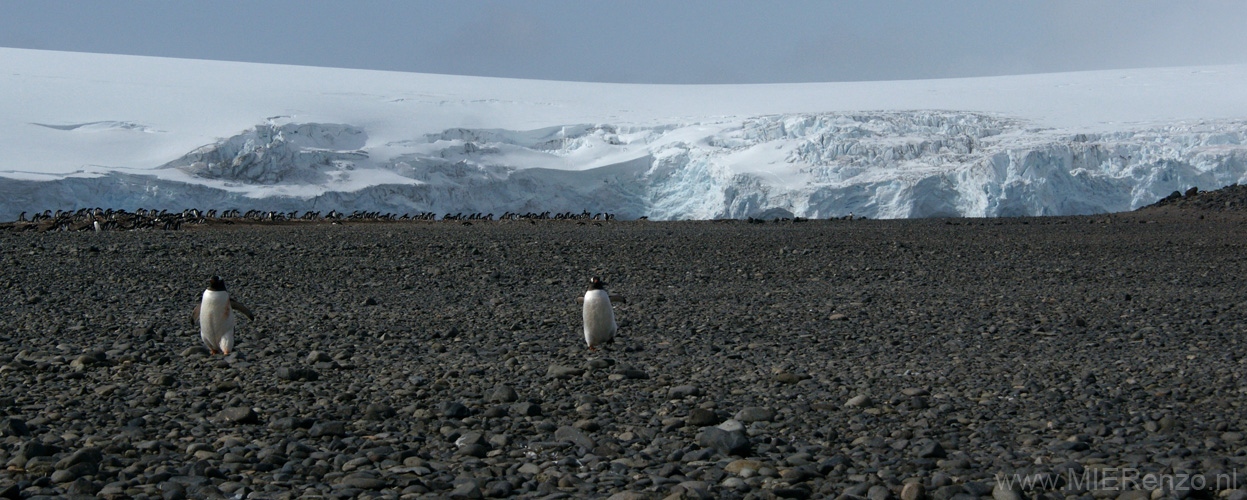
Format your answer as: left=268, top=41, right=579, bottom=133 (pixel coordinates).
left=576, top=277, right=625, bottom=351
left=192, top=275, right=255, bottom=355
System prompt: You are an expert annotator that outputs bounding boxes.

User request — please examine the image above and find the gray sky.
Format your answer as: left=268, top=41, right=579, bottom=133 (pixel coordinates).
left=3, top=1, right=1246, bottom=84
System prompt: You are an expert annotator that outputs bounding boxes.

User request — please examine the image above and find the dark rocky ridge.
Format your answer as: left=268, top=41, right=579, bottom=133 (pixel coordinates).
left=1140, top=183, right=1247, bottom=212
left=1, top=212, right=1247, bottom=499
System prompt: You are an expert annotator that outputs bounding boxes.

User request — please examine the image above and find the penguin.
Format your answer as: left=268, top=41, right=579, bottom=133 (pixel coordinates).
left=191, top=276, right=255, bottom=355
left=575, top=277, right=626, bottom=351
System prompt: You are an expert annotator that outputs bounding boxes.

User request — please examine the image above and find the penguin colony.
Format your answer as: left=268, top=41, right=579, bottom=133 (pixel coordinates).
left=3, top=208, right=872, bottom=233
left=4, top=208, right=629, bottom=232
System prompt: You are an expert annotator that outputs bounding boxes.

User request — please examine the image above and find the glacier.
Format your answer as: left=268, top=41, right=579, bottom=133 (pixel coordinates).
left=3, top=48, right=1247, bottom=221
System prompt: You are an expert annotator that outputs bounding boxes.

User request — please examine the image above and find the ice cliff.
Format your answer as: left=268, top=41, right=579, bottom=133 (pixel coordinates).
left=4, top=111, right=1244, bottom=221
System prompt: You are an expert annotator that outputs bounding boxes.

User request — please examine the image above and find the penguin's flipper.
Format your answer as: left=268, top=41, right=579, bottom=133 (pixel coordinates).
left=191, top=304, right=201, bottom=326
left=575, top=296, right=585, bottom=304
left=230, top=299, right=255, bottom=321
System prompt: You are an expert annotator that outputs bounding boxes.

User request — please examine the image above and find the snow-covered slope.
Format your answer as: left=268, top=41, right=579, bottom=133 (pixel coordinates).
left=3, top=48, right=1247, bottom=220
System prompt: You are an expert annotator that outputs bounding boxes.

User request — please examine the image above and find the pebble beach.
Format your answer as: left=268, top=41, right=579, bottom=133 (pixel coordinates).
left=2, top=209, right=1247, bottom=500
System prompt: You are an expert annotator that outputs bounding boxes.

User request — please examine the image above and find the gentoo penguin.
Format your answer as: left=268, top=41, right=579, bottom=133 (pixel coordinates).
left=576, top=277, right=626, bottom=351
left=191, top=276, right=255, bottom=355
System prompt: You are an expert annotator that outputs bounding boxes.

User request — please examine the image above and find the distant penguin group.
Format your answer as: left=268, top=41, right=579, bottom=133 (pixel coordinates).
left=576, top=277, right=625, bottom=351
left=192, top=276, right=255, bottom=355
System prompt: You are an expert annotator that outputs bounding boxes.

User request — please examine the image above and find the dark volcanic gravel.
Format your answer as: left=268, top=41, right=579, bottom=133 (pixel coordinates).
left=2, top=213, right=1247, bottom=500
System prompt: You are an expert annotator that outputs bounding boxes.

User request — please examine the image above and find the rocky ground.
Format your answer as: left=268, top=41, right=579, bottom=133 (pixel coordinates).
left=1143, top=183, right=1247, bottom=213
left=2, top=211, right=1247, bottom=500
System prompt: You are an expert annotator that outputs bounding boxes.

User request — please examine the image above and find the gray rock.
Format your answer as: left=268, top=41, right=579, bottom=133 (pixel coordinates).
left=717, top=419, right=745, bottom=432
left=69, top=354, right=94, bottom=369
left=993, top=482, right=1023, bottom=500
left=363, top=403, right=394, bottom=420
left=455, top=431, right=484, bottom=446
left=270, top=416, right=315, bottom=431
left=17, top=440, right=53, bottom=459
left=962, top=482, right=992, bottom=497
left=309, top=421, right=347, bottom=437
left=547, top=364, right=584, bottom=379
left=554, top=425, right=595, bottom=449
left=55, top=447, right=102, bottom=470
left=456, top=443, right=489, bottom=458
left=215, top=407, right=258, bottom=424
left=276, top=366, right=319, bottom=381
left=669, top=385, right=701, bottom=399
left=774, top=372, right=808, bottom=384
left=50, top=468, right=78, bottom=483
left=98, top=482, right=125, bottom=499
left=735, top=406, right=776, bottom=422
left=616, top=368, right=649, bottom=379
left=916, top=439, right=946, bottom=458
left=585, top=358, right=615, bottom=369
left=160, top=481, right=187, bottom=500
left=688, top=408, right=720, bottom=426
left=1050, top=441, right=1089, bottom=452
left=773, top=486, right=813, bottom=499
left=0, top=418, right=29, bottom=437
left=488, top=385, right=519, bottom=403
left=512, top=401, right=542, bottom=416
left=341, top=474, right=388, bottom=489
left=869, top=485, right=895, bottom=500
left=901, top=482, right=926, bottom=500
left=1158, top=415, right=1178, bottom=430
left=180, top=346, right=209, bottom=357
left=782, top=466, right=819, bottom=483
left=441, top=401, right=470, bottom=418
left=484, top=480, right=513, bottom=497
left=449, top=480, right=483, bottom=499
left=930, top=485, right=965, bottom=500
left=846, top=394, right=873, bottom=407
left=606, top=492, right=656, bottom=500
left=697, top=426, right=751, bottom=456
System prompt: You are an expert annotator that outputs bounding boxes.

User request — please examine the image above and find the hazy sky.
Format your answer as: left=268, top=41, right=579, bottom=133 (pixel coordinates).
left=3, top=1, right=1246, bottom=84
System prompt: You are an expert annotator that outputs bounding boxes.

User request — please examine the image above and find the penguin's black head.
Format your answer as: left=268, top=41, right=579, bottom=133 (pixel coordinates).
left=208, top=276, right=226, bottom=291
left=588, top=277, right=606, bottom=290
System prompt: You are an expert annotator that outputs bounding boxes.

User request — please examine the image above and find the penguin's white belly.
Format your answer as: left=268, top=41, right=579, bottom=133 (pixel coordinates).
left=200, top=290, right=236, bottom=352
left=582, top=290, right=616, bottom=348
